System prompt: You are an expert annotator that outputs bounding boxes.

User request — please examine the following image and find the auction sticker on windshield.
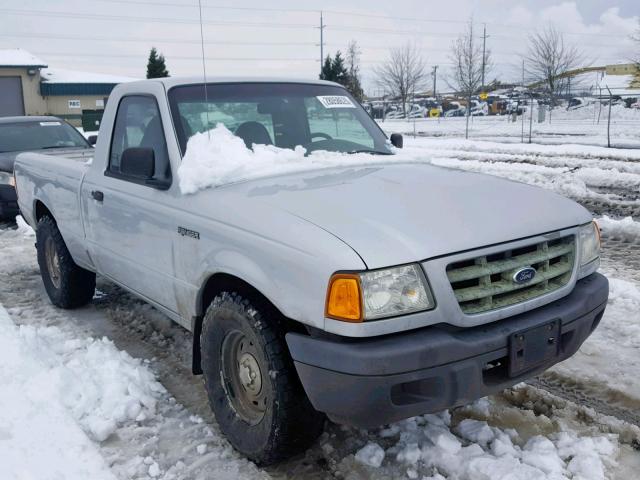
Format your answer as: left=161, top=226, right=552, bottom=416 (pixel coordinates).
left=316, top=96, right=356, bottom=109
left=40, top=122, right=62, bottom=126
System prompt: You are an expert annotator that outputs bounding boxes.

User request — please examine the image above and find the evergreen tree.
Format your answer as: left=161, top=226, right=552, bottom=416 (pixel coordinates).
left=331, top=51, right=348, bottom=85
left=146, top=47, right=169, bottom=79
left=319, top=48, right=364, bottom=102
left=320, top=55, right=334, bottom=81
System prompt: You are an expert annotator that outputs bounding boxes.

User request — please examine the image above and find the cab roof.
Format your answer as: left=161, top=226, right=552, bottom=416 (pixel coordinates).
left=121, top=76, right=343, bottom=90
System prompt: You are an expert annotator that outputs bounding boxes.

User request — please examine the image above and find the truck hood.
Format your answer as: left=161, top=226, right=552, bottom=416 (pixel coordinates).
left=237, top=162, right=591, bottom=268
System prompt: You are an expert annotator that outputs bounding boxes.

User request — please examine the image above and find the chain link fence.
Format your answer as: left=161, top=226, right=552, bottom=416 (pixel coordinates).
left=373, top=93, right=640, bottom=149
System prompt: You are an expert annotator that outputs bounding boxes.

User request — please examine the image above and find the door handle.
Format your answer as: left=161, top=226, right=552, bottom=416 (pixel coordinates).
left=91, top=190, right=104, bottom=202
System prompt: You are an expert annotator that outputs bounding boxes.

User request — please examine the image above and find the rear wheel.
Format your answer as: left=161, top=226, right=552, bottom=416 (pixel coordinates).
left=200, top=291, right=324, bottom=465
left=36, top=216, right=96, bottom=308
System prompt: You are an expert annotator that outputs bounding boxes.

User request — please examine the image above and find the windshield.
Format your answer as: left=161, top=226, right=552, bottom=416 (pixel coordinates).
left=0, top=120, right=90, bottom=153
left=168, top=83, right=391, bottom=155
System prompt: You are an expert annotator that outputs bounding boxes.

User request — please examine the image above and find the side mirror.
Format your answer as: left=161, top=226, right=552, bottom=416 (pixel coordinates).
left=120, top=147, right=155, bottom=179
left=87, top=135, right=98, bottom=146
left=390, top=133, right=403, bottom=149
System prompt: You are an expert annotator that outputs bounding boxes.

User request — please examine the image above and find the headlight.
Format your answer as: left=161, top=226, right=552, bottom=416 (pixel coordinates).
left=578, top=221, right=600, bottom=277
left=326, top=264, right=434, bottom=322
left=0, top=171, right=13, bottom=186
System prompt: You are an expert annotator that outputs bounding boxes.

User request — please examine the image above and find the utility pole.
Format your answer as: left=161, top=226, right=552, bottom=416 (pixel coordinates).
left=481, top=23, right=488, bottom=91
left=432, top=65, right=438, bottom=99
left=319, top=11, right=325, bottom=78
left=521, top=59, right=525, bottom=143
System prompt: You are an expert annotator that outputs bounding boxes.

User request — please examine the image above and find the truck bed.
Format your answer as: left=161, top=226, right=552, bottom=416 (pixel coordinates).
left=14, top=150, right=94, bottom=271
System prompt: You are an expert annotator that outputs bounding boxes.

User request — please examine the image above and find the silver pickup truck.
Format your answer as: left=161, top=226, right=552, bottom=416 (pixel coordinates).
left=14, top=77, right=608, bottom=465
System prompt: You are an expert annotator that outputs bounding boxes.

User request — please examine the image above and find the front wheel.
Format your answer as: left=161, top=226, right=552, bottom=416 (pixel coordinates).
left=36, top=216, right=96, bottom=308
left=200, top=291, right=324, bottom=465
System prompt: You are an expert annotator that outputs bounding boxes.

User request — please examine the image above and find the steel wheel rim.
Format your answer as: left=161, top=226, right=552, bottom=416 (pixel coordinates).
left=45, top=236, right=61, bottom=289
left=220, top=330, right=267, bottom=425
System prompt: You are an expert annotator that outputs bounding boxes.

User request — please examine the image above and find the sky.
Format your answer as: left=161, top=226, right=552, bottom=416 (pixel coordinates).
left=0, top=0, right=638, bottom=94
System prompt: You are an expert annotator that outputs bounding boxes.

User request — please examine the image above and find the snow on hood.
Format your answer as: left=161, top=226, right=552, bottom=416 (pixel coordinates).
left=177, top=124, right=398, bottom=194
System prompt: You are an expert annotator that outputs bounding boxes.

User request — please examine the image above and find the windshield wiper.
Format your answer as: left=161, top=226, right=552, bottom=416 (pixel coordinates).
left=348, top=149, right=393, bottom=155
left=41, top=145, right=72, bottom=150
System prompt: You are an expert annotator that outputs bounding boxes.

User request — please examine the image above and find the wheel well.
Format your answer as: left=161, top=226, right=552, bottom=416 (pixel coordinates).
left=35, top=201, right=54, bottom=222
left=192, top=273, right=299, bottom=375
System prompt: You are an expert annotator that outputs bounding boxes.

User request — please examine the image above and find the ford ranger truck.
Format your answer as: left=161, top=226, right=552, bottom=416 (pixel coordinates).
left=13, top=77, right=608, bottom=465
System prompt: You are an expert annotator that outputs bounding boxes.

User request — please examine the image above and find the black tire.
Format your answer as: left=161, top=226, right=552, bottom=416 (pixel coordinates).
left=201, top=291, right=325, bottom=465
left=36, top=216, right=96, bottom=309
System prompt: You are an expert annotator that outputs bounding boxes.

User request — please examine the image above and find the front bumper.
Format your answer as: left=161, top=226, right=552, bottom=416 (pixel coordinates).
left=0, top=184, right=18, bottom=220
left=286, top=272, right=608, bottom=428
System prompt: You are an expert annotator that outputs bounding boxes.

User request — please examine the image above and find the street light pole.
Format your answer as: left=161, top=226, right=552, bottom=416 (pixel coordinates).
left=319, top=11, right=325, bottom=78
left=481, top=23, right=488, bottom=90
left=432, top=65, right=438, bottom=99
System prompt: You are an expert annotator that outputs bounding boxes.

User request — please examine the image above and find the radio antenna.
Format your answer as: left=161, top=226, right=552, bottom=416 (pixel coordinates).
left=197, top=0, right=211, bottom=138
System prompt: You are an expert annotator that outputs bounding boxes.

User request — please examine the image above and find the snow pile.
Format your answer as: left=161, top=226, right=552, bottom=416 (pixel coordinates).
left=23, top=326, right=165, bottom=442
left=597, top=215, right=640, bottom=242
left=0, top=304, right=116, bottom=479
left=178, top=124, right=400, bottom=193
left=15, top=214, right=35, bottom=237
left=352, top=405, right=619, bottom=480
left=0, top=300, right=164, bottom=454
left=355, top=442, right=386, bottom=467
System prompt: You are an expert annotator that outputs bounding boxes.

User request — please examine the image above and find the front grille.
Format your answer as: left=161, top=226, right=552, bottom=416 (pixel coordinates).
left=446, top=235, right=575, bottom=314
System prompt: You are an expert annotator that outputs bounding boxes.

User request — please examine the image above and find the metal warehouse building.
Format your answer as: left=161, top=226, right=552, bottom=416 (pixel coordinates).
left=0, top=49, right=136, bottom=130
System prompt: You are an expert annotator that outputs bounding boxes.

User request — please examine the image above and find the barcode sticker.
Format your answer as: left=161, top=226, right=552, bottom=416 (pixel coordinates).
left=40, top=121, right=61, bottom=126
left=316, top=95, right=356, bottom=109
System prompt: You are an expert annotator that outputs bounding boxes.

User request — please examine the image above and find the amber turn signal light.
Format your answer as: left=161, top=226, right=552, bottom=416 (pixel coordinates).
left=325, top=274, right=363, bottom=322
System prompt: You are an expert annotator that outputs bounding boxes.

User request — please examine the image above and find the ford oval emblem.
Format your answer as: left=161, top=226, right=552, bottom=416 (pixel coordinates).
left=513, top=267, right=536, bottom=284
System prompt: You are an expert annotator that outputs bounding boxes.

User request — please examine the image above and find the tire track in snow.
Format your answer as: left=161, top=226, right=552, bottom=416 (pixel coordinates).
left=527, top=373, right=640, bottom=430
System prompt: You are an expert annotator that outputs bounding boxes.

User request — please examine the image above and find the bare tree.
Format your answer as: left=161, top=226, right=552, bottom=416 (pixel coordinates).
left=448, top=19, right=490, bottom=138
left=633, top=20, right=640, bottom=67
left=525, top=26, right=584, bottom=111
left=345, top=40, right=364, bottom=102
left=374, top=43, right=428, bottom=117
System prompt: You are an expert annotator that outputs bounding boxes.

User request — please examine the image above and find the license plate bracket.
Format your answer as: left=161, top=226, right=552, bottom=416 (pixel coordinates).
left=509, top=319, right=561, bottom=377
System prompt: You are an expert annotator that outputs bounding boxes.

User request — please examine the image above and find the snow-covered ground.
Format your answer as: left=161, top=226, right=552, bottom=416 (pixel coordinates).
left=1, top=135, right=640, bottom=479
left=380, top=105, right=640, bottom=149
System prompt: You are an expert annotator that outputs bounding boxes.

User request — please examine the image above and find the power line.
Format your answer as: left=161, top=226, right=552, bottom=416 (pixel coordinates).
left=1, top=7, right=632, bottom=41
left=38, top=52, right=316, bottom=62
left=95, top=0, right=631, bottom=38
left=0, top=32, right=317, bottom=47
left=0, top=31, right=621, bottom=56
left=94, top=0, right=321, bottom=15
left=0, top=8, right=316, bottom=28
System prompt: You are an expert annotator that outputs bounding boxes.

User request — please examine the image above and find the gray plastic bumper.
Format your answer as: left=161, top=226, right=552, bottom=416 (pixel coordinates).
left=286, top=273, right=608, bottom=428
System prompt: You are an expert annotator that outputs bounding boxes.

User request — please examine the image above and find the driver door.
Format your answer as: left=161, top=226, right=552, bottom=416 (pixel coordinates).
left=82, top=93, right=180, bottom=314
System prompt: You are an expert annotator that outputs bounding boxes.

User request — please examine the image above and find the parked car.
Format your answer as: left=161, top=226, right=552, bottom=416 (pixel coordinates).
left=0, top=116, right=93, bottom=220
left=567, top=97, right=593, bottom=110
left=469, top=100, right=489, bottom=116
left=14, top=77, right=607, bottom=465
left=443, top=101, right=466, bottom=117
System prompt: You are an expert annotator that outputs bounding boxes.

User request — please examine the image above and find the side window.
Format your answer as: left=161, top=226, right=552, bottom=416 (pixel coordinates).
left=109, top=95, right=171, bottom=182
left=304, top=97, right=374, bottom=149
